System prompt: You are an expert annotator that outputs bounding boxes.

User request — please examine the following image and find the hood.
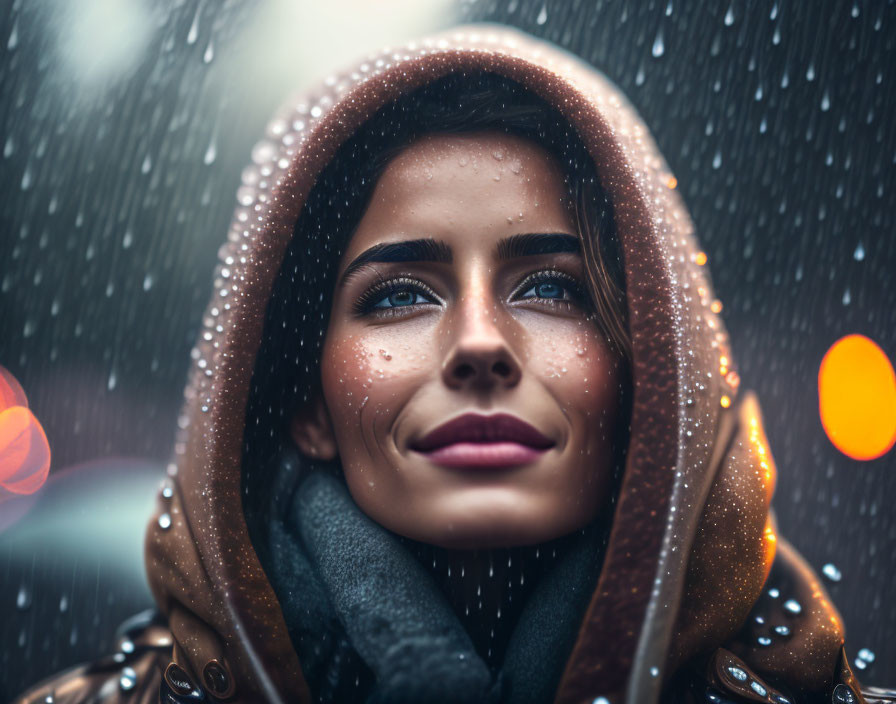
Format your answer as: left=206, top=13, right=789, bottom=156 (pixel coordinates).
left=144, top=24, right=845, bottom=704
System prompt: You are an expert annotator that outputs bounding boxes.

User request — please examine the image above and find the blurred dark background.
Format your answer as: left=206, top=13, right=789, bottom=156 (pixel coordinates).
left=1, top=0, right=894, bottom=699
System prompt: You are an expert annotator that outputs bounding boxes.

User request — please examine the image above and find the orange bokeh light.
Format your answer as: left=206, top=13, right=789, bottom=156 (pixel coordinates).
left=818, top=334, right=896, bottom=461
left=0, top=406, right=51, bottom=494
left=1, top=364, right=52, bottom=497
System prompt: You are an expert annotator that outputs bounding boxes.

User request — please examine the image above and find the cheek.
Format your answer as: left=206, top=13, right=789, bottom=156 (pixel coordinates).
left=525, top=317, right=620, bottom=422
left=320, top=322, right=436, bottom=429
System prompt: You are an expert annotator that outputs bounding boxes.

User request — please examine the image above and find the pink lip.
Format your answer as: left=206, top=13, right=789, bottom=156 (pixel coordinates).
left=411, top=413, right=555, bottom=469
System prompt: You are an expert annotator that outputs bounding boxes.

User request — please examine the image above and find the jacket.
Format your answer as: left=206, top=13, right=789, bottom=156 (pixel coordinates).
left=14, top=24, right=890, bottom=704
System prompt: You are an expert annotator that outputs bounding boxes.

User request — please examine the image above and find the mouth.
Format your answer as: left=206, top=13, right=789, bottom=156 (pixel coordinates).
left=410, top=412, right=555, bottom=469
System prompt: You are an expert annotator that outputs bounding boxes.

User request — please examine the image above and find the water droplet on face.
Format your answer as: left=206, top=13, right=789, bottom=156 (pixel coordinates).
left=783, top=598, right=802, bottom=614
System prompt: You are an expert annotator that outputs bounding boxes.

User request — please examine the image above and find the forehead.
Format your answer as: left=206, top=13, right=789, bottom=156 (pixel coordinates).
left=342, top=130, right=575, bottom=261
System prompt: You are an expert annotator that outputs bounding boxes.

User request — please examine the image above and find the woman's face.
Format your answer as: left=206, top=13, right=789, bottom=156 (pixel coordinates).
left=292, top=131, right=622, bottom=549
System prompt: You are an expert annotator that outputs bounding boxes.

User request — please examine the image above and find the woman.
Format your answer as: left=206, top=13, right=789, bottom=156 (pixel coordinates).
left=14, top=25, right=885, bottom=704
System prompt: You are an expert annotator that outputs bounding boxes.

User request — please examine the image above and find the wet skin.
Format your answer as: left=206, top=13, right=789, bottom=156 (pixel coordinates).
left=291, top=131, right=622, bottom=549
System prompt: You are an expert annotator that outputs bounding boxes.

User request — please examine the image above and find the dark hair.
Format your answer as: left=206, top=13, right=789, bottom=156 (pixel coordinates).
left=242, top=71, right=631, bottom=534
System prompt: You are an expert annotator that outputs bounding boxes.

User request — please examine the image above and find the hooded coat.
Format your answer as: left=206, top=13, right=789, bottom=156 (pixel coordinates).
left=14, top=25, right=890, bottom=704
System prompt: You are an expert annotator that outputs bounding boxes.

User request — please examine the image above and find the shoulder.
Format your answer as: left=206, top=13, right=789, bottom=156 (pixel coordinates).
left=667, top=646, right=895, bottom=704
left=11, top=610, right=171, bottom=704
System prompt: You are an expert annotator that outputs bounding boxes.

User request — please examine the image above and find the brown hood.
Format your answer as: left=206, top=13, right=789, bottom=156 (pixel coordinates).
left=144, top=24, right=845, bottom=704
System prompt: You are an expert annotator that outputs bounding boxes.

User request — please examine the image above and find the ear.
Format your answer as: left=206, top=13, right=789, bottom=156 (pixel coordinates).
left=289, top=392, right=338, bottom=461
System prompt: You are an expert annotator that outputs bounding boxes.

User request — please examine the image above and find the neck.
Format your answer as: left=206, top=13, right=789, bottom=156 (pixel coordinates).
left=395, top=533, right=578, bottom=672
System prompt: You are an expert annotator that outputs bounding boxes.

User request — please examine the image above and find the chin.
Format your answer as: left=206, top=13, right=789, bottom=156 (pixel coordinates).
left=406, top=505, right=587, bottom=550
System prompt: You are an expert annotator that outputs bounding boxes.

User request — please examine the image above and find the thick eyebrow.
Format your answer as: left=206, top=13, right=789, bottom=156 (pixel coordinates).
left=339, top=232, right=580, bottom=286
left=339, top=239, right=453, bottom=285
left=495, top=232, right=581, bottom=260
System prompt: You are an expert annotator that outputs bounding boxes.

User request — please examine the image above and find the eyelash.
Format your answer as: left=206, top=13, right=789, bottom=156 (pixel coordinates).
left=352, top=270, right=589, bottom=318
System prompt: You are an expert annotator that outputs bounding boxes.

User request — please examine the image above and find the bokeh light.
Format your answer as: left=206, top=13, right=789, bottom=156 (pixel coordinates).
left=0, top=365, right=51, bottom=496
left=818, top=335, right=896, bottom=461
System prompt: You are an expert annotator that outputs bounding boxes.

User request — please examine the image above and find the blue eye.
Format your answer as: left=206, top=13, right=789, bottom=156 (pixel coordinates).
left=372, top=288, right=431, bottom=308
left=521, top=281, right=566, bottom=299
left=354, top=277, right=440, bottom=316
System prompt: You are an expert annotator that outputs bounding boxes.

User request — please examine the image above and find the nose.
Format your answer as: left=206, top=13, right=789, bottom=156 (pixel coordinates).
left=441, top=299, right=523, bottom=391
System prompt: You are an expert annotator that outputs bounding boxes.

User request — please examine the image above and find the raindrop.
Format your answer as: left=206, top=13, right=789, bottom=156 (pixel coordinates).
left=754, top=84, right=763, bottom=101
left=16, top=584, right=32, bottom=611
left=158, top=513, right=172, bottom=530
left=665, top=1, right=673, bottom=16
left=536, top=3, right=547, bottom=25
left=770, top=2, right=778, bottom=20
left=851, top=3, right=859, bottom=17
left=143, top=274, right=154, bottom=291
left=651, top=29, right=664, bottom=58
left=59, top=594, right=69, bottom=612
left=857, top=648, right=875, bottom=663
left=853, top=243, right=865, bottom=261
left=772, top=26, right=781, bottom=45
left=187, top=6, right=200, bottom=44
left=203, top=40, right=214, bottom=64
left=108, top=370, right=117, bottom=391
left=123, top=230, right=134, bottom=249
left=141, top=155, right=152, bottom=174
left=854, top=658, right=867, bottom=670
left=821, top=91, right=831, bottom=111
left=204, top=139, right=217, bottom=165
left=842, top=288, right=851, bottom=306
left=728, top=666, right=747, bottom=681
left=119, top=667, right=137, bottom=691
left=712, top=150, right=722, bottom=169
left=21, top=165, right=32, bottom=190
left=758, top=636, right=772, bottom=646
left=822, top=563, right=842, bottom=582
left=635, top=65, right=646, bottom=86
left=3, top=136, right=13, bottom=158
left=7, top=17, right=18, bottom=50
left=783, top=598, right=802, bottom=614
left=774, top=625, right=790, bottom=636
left=724, top=4, right=735, bottom=26
left=806, top=63, right=816, bottom=81
left=650, top=667, right=659, bottom=677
